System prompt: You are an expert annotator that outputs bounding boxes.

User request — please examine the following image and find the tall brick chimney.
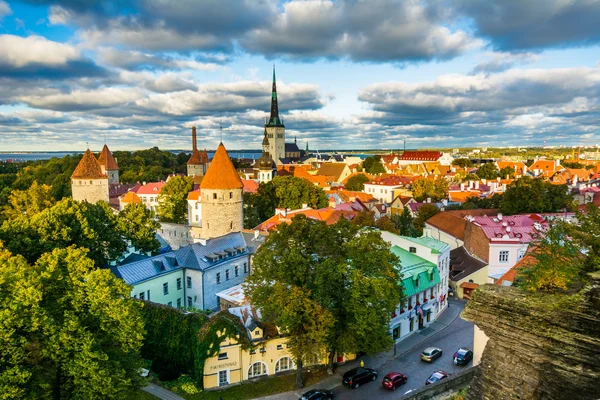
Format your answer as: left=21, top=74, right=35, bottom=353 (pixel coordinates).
left=192, top=126, right=197, bottom=152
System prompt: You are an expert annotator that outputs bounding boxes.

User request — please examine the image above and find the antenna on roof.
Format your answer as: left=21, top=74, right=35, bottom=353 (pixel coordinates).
left=86, top=141, right=89, bottom=150
left=219, top=114, right=223, bottom=144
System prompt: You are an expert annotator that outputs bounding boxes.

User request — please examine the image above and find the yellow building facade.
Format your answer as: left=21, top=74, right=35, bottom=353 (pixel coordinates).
left=203, top=329, right=355, bottom=389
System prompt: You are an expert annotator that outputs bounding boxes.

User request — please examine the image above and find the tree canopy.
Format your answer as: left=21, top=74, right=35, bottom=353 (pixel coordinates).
left=244, top=216, right=403, bottom=386
left=411, top=177, right=448, bottom=202
left=0, top=198, right=160, bottom=266
left=345, top=174, right=371, bottom=191
left=362, top=156, right=386, bottom=175
left=476, top=162, right=499, bottom=179
left=516, top=221, right=585, bottom=292
left=243, top=176, right=329, bottom=228
left=0, top=246, right=145, bottom=399
left=498, top=177, right=574, bottom=215
left=498, top=166, right=516, bottom=179
left=413, top=204, right=440, bottom=233
left=452, top=158, right=473, bottom=168
left=156, top=176, right=194, bottom=224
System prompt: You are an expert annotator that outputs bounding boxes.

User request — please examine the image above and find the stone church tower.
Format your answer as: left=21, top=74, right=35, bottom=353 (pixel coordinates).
left=265, top=66, right=285, bottom=163
left=200, top=143, right=243, bottom=239
left=71, top=149, right=109, bottom=204
left=97, top=144, right=119, bottom=184
left=254, top=128, right=274, bottom=183
left=187, top=126, right=209, bottom=177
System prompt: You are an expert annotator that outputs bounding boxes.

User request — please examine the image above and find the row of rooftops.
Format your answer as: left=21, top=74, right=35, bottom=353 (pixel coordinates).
left=112, top=232, right=250, bottom=286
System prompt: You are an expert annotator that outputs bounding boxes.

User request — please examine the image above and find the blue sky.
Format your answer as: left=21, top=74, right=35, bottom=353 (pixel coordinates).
left=0, top=0, right=599, bottom=151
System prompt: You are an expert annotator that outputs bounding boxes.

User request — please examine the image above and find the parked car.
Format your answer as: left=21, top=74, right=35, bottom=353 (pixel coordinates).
left=426, top=370, right=450, bottom=385
left=382, top=372, right=407, bottom=391
left=342, top=367, right=378, bottom=389
left=453, top=347, right=473, bottom=365
left=300, top=389, right=333, bottom=400
left=420, top=347, right=443, bottom=362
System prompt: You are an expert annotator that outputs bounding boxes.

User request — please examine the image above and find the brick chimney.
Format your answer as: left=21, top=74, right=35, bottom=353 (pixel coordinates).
left=192, top=126, right=197, bottom=152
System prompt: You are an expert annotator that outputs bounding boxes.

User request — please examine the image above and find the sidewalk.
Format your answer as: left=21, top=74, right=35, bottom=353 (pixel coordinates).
left=254, top=299, right=466, bottom=400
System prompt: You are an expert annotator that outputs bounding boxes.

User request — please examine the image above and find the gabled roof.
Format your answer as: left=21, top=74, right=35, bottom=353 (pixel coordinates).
left=187, top=189, right=201, bottom=201
left=449, top=246, right=488, bottom=282
left=114, top=232, right=249, bottom=285
left=200, top=143, right=243, bottom=190
left=399, top=151, right=442, bottom=161
left=97, top=144, right=119, bottom=170
left=121, top=191, right=141, bottom=204
left=390, top=246, right=440, bottom=296
left=71, top=149, right=107, bottom=179
left=495, top=254, right=535, bottom=286
left=285, top=142, right=301, bottom=153
left=497, top=161, right=526, bottom=175
left=425, top=209, right=498, bottom=241
left=242, top=179, right=259, bottom=194
left=316, top=163, right=349, bottom=182
left=187, top=149, right=204, bottom=165
left=136, top=181, right=165, bottom=195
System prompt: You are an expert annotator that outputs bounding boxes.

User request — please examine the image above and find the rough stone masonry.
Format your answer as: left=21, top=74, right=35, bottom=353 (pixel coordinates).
left=462, top=273, right=600, bottom=400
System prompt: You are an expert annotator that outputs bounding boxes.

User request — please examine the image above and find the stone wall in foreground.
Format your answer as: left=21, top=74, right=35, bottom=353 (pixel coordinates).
left=461, top=273, right=600, bottom=400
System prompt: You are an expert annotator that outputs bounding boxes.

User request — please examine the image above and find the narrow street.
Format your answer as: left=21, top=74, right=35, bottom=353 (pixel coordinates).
left=331, top=303, right=474, bottom=399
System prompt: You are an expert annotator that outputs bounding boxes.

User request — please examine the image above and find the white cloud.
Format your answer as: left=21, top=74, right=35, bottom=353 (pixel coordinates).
left=0, top=34, right=81, bottom=67
left=20, top=87, right=145, bottom=111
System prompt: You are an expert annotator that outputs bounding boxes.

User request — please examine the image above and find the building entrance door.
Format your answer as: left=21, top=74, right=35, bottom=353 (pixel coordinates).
left=418, top=314, right=424, bottom=329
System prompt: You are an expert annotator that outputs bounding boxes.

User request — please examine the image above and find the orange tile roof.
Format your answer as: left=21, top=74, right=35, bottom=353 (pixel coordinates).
left=187, top=189, right=201, bottom=200
left=327, top=189, right=374, bottom=203
left=497, top=161, right=526, bottom=175
left=242, top=179, right=259, bottom=194
left=459, top=282, right=479, bottom=289
left=200, top=143, right=243, bottom=190
left=121, top=191, right=141, bottom=203
left=496, top=254, right=535, bottom=285
left=255, top=207, right=358, bottom=231
left=277, top=165, right=329, bottom=187
left=97, top=144, right=119, bottom=170
left=448, top=191, right=481, bottom=203
left=187, top=149, right=203, bottom=165
left=71, top=149, right=107, bottom=179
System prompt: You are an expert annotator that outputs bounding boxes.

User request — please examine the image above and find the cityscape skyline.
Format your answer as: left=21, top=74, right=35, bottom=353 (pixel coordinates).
left=1, top=0, right=600, bottom=151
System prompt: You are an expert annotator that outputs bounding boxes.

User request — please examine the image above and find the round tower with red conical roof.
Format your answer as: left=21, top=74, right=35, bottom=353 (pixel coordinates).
left=200, top=142, right=244, bottom=239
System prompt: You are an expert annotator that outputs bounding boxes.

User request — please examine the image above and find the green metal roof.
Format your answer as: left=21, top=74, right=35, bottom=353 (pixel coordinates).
left=399, top=235, right=449, bottom=254
left=391, top=246, right=441, bottom=297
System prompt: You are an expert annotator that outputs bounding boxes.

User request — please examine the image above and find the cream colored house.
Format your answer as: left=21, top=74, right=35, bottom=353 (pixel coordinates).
left=449, top=246, right=488, bottom=299
left=203, top=305, right=355, bottom=389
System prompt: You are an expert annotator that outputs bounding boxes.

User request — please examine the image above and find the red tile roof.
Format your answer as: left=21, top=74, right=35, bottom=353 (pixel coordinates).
left=97, top=144, right=119, bottom=170
left=242, top=179, right=259, bottom=194
left=71, top=149, right=107, bottom=179
left=121, top=191, right=141, bottom=203
left=136, top=181, right=165, bottom=195
left=399, top=151, right=442, bottom=161
left=200, top=143, right=243, bottom=190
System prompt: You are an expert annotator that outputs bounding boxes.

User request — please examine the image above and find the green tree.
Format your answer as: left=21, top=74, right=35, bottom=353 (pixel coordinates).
left=156, top=176, right=194, bottom=224
left=345, top=174, right=371, bottom=191
left=0, top=199, right=126, bottom=266
left=413, top=204, right=440, bottom=233
left=571, top=203, right=600, bottom=273
left=464, top=173, right=480, bottom=181
left=498, top=166, right=516, bottom=179
left=362, top=156, right=385, bottom=174
left=515, top=221, right=585, bottom=292
left=462, top=193, right=502, bottom=210
left=375, top=215, right=399, bottom=233
left=392, top=207, right=418, bottom=237
left=118, top=203, right=161, bottom=253
left=452, top=158, right=473, bottom=168
left=0, top=246, right=144, bottom=399
left=561, top=161, right=585, bottom=169
left=248, top=176, right=329, bottom=224
left=351, top=210, right=375, bottom=228
left=2, top=181, right=56, bottom=220
left=411, top=178, right=448, bottom=202
left=476, top=163, right=499, bottom=179
left=499, top=177, right=574, bottom=215
left=245, top=216, right=402, bottom=385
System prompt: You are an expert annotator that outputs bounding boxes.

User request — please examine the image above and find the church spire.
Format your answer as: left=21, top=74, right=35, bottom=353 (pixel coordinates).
left=267, top=65, right=283, bottom=127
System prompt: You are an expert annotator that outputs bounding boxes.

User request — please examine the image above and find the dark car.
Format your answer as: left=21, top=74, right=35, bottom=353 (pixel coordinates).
left=382, top=372, right=407, bottom=391
left=453, top=347, right=473, bottom=365
left=342, top=367, right=378, bottom=389
left=420, top=347, right=443, bottom=362
left=300, top=389, right=333, bottom=400
left=426, top=370, right=450, bottom=385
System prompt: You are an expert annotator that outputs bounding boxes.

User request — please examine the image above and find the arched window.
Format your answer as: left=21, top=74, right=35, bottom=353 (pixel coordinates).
left=248, top=361, right=268, bottom=378
left=275, top=357, right=294, bottom=373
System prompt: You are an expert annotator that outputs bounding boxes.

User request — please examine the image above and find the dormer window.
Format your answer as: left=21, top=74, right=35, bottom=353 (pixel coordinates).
left=409, top=247, right=417, bottom=253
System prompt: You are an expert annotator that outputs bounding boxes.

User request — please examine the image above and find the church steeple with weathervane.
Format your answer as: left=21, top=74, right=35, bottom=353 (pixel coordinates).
left=264, top=65, right=286, bottom=163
